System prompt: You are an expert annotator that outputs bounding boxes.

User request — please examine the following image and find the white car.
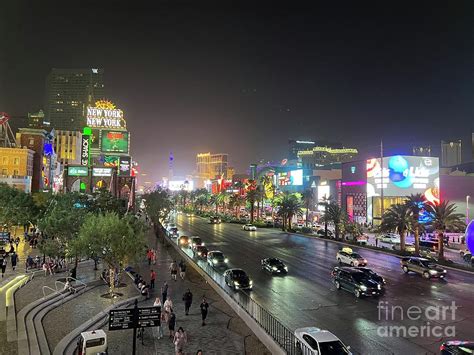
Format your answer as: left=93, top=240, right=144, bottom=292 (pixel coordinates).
left=379, top=233, right=400, bottom=244
left=336, top=247, right=367, bottom=267
left=242, top=224, right=257, bottom=231
left=167, top=223, right=177, bottom=231
left=294, top=327, right=351, bottom=354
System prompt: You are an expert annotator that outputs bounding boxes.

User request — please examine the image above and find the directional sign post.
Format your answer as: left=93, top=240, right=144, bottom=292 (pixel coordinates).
left=108, top=299, right=161, bottom=355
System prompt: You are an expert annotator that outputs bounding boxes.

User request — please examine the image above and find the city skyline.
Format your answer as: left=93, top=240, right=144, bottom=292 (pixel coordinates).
left=2, top=1, right=474, bottom=181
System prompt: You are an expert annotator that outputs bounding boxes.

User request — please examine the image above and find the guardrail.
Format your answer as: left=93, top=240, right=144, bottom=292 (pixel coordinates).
left=161, top=225, right=312, bottom=355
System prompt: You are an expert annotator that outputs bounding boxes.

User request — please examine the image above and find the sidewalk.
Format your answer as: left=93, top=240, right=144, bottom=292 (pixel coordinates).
left=102, top=227, right=270, bottom=354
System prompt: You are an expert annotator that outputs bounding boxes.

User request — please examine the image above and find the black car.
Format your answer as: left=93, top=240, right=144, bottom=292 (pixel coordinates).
left=169, top=227, right=179, bottom=237
left=224, top=268, right=253, bottom=290
left=440, top=341, right=474, bottom=354
left=190, top=237, right=204, bottom=250
left=332, top=267, right=382, bottom=298
left=209, top=216, right=221, bottom=224
left=194, top=245, right=208, bottom=259
left=356, top=267, right=386, bottom=286
left=261, top=258, right=288, bottom=275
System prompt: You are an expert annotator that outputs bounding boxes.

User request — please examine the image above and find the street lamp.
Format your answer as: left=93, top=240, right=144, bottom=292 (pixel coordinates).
left=467, top=195, right=471, bottom=224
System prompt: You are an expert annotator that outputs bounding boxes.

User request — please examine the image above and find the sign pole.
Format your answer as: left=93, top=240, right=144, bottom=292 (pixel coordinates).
left=132, top=299, right=138, bottom=355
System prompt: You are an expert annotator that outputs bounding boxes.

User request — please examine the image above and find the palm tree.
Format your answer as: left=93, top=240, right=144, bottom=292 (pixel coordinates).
left=229, top=194, right=245, bottom=219
left=276, top=193, right=303, bottom=231
left=195, top=190, right=210, bottom=213
left=321, top=202, right=346, bottom=240
left=405, top=193, right=426, bottom=254
left=318, top=195, right=334, bottom=238
left=301, top=189, right=313, bottom=227
left=426, top=200, right=465, bottom=259
left=380, top=203, right=412, bottom=252
left=246, top=189, right=258, bottom=223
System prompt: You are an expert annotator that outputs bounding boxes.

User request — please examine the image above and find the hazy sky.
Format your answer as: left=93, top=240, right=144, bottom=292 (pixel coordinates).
left=1, top=1, right=473, bottom=182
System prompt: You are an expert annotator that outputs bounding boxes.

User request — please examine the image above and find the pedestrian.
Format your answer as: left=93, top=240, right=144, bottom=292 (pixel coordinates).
left=147, top=249, right=153, bottom=265
left=26, top=255, right=33, bottom=271
left=153, top=297, right=164, bottom=339
left=169, top=260, right=178, bottom=281
left=164, top=297, right=173, bottom=322
left=70, top=267, right=77, bottom=280
left=168, top=309, right=176, bottom=339
left=42, top=262, right=50, bottom=276
left=200, top=297, right=209, bottom=326
left=196, top=350, right=203, bottom=355
left=161, top=281, right=168, bottom=303
left=151, top=248, right=157, bottom=265
left=173, top=327, right=187, bottom=355
left=1, top=257, right=6, bottom=278
left=179, top=260, right=186, bottom=280
left=182, top=288, right=193, bottom=315
left=150, top=269, right=156, bottom=289
left=10, top=252, right=17, bottom=271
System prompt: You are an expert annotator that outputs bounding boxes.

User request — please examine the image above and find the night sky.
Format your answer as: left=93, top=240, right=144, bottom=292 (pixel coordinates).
left=1, top=1, right=473, bottom=182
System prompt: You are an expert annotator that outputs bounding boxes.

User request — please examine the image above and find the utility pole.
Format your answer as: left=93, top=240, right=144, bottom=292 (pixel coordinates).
left=380, top=140, right=384, bottom=222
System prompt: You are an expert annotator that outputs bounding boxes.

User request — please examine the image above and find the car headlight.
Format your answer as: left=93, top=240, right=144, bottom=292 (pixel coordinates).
left=363, top=259, right=367, bottom=264
left=202, top=242, right=205, bottom=246
left=224, top=258, right=228, bottom=263
left=234, top=281, right=239, bottom=285
left=212, top=259, right=217, bottom=264
left=382, top=278, right=386, bottom=284
left=429, top=269, right=438, bottom=275
left=377, top=284, right=382, bottom=290
left=198, top=252, right=202, bottom=256
left=284, top=266, right=288, bottom=271
left=249, top=280, right=253, bottom=285
left=272, top=266, right=278, bottom=271
left=360, top=285, right=367, bottom=291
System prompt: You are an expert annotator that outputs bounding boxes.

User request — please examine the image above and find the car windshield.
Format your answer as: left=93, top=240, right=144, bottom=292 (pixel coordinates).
left=420, top=262, right=437, bottom=269
left=193, top=238, right=202, bottom=244
left=269, top=259, right=283, bottom=265
left=352, top=273, right=370, bottom=283
left=318, top=340, right=349, bottom=354
left=213, top=252, right=224, bottom=260
left=233, top=270, right=247, bottom=278
left=351, top=253, right=362, bottom=259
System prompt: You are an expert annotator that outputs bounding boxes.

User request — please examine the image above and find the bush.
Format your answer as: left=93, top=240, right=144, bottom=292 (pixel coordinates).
left=301, top=227, right=312, bottom=234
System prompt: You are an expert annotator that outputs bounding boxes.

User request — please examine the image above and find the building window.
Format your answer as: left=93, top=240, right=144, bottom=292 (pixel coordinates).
left=2, top=157, right=7, bottom=164
left=13, top=169, right=19, bottom=176
left=13, top=157, right=20, bottom=165
left=29, top=138, right=35, bottom=145
left=1, top=169, right=7, bottom=176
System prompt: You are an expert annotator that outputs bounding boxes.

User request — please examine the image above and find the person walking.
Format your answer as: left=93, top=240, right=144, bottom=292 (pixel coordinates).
left=161, top=281, right=168, bottom=303
left=169, top=260, right=178, bottom=281
left=147, top=249, right=153, bottom=265
left=168, top=309, right=176, bottom=339
left=151, top=248, right=157, bottom=265
left=150, top=269, right=156, bottom=289
left=10, top=252, right=17, bottom=271
left=182, top=289, right=193, bottom=315
left=179, top=260, right=186, bottom=280
left=173, top=327, right=187, bottom=355
left=200, top=297, right=209, bottom=326
left=1, top=256, right=6, bottom=278
left=164, top=297, right=173, bottom=323
left=153, top=297, right=164, bottom=339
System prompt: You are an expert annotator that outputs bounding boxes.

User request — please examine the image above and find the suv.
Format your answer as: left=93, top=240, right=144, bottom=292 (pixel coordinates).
left=294, top=327, right=351, bottom=355
left=207, top=251, right=228, bottom=267
left=224, top=268, right=253, bottom=290
left=336, top=247, right=367, bottom=267
left=194, top=245, right=208, bottom=259
left=190, top=236, right=204, bottom=250
left=332, top=267, right=382, bottom=298
left=400, top=257, right=447, bottom=279
left=209, top=216, right=221, bottom=224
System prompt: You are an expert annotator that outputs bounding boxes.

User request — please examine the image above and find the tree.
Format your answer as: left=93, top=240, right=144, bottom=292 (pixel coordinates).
left=144, top=188, right=173, bottom=228
left=318, top=195, right=334, bottom=238
left=90, top=189, right=127, bottom=216
left=405, top=193, right=426, bottom=254
left=78, top=212, right=146, bottom=296
left=426, top=200, right=465, bottom=259
left=195, top=189, right=210, bottom=212
left=229, top=194, right=245, bottom=219
left=0, top=183, right=38, bottom=231
left=301, top=189, right=313, bottom=227
left=276, top=193, right=303, bottom=231
left=321, top=202, right=346, bottom=240
left=246, top=189, right=258, bottom=223
left=380, top=203, right=412, bottom=252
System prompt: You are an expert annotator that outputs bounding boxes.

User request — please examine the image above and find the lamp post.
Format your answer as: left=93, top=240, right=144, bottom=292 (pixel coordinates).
left=467, top=195, right=471, bottom=224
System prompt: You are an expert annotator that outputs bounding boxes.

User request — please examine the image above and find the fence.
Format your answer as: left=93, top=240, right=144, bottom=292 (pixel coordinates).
left=160, top=225, right=312, bottom=355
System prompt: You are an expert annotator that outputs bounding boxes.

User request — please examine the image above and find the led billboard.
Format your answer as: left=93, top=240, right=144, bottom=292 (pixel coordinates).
left=101, top=131, right=129, bottom=153
left=118, top=156, right=131, bottom=176
left=68, top=166, right=89, bottom=177
left=277, top=169, right=303, bottom=186
left=92, top=167, right=113, bottom=177
left=168, top=180, right=194, bottom=191
left=366, top=155, right=439, bottom=201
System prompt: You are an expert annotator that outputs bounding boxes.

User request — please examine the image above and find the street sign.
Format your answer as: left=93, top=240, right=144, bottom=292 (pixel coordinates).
left=137, top=306, right=161, bottom=328
left=109, top=308, right=134, bottom=330
left=108, top=306, right=161, bottom=331
left=0, top=232, right=10, bottom=243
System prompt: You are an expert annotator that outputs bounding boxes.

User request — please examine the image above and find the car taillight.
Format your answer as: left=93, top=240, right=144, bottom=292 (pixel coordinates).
left=439, top=344, right=445, bottom=351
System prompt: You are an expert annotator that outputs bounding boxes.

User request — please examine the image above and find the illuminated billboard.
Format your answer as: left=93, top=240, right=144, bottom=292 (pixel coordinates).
left=118, top=156, right=131, bottom=176
left=101, top=130, right=129, bottom=153
left=68, top=166, right=89, bottom=177
left=86, top=100, right=126, bottom=129
left=168, top=180, right=194, bottom=191
left=92, top=167, right=113, bottom=177
left=366, top=156, right=439, bottom=202
left=277, top=169, right=303, bottom=186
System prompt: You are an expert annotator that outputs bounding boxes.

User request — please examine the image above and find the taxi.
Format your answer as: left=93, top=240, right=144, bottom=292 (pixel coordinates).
left=336, top=247, right=367, bottom=267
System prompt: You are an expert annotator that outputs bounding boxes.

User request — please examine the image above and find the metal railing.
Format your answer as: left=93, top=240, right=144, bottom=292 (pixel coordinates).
left=162, top=225, right=313, bottom=355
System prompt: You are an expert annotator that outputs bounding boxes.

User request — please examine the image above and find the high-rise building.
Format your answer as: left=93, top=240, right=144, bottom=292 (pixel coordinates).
left=0, top=147, right=35, bottom=192
left=44, top=68, right=105, bottom=131
left=27, top=109, right=49, bottom=129
left=196, top=152, right=228, bottom=179
left=288, top=140, right=316, bottom=160
left=53, top=130, right=83, bottom=165
left=412, top=145, right=431, bottom=157
left=298, top=145, right=358, bottom=169
left=441, top=140, right=462, bottom=167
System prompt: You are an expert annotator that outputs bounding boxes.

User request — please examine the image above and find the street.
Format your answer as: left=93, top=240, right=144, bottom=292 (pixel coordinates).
left=175, top=214, right=474, bottom=355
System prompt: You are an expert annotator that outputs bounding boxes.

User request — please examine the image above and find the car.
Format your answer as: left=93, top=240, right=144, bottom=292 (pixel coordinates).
left=242, top=224, right=257, bottom=231
left=209, top=216, right=221, bottom=224
left=169, top=227, right=179, bottom=238
left=462, top=252, right=474, bottom=264
left=392, top=243, right=416, bottom=253
left=167, top=223, right=177, bottom=230
left=190, top=236, right=204, bottom=250
left=316, top=229, right=333, bottom=238
left=355, top=267, right=386, bottom=286
left=294, top=327, right=352, bottom=355
left=379, top=233, right=400, bottom=244
left=332, top=266, right=382, bottom=298
left=207, top=251, right=228, bottom=267
left=194, top=245, right=208, bottom=259
left=186, top=213, right=194, bottom=217
left=76, top=329, right=108, bottom=355
left=178, top=235, right=190, bottom=247
left=440, top=340, right=474, bottom=354
left=224, top=268, right=253, bottom=290
left=261, top=258, right=288, bottom=274
left=336, top=247, right=367, bottom=266
left=400, top=257, right=447, bottom=279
